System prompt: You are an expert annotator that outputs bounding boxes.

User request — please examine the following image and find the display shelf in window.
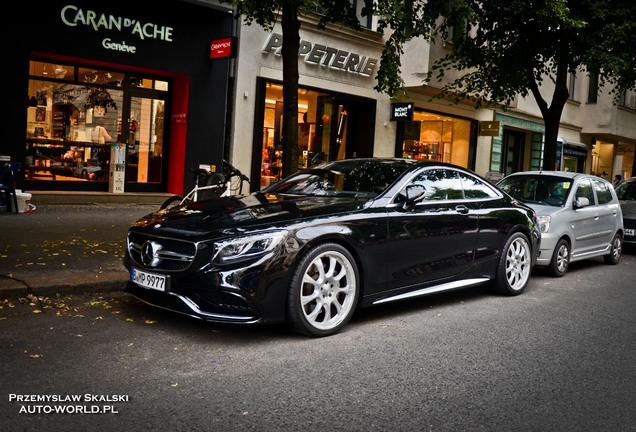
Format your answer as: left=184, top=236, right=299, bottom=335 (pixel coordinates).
left=402, top=140, right=441, bottom=161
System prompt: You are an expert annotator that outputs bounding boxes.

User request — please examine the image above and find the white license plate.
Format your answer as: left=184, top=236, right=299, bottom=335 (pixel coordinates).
left=131, top=268, right=168, bottom=291
left=626, top=228, right=635, bottom=237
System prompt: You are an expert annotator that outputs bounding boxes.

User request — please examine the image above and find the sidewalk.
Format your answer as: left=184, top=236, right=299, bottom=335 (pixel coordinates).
left=0, top=203, right=161, bottom=299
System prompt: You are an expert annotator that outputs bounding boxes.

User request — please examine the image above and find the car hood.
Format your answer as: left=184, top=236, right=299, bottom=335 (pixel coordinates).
left=130, top=193, right=371, bottom=238
left=619, top=199, right=636, bottom=218
left=515, top=201, right=563, bottom=216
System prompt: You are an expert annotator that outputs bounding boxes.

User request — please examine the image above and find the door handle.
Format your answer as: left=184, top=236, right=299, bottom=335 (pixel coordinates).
left=455, top=205, right=469, bottom=214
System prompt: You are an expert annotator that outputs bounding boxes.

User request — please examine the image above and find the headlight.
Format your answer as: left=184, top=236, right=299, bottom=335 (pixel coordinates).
left=537, top=215, right=551, bottom=233
left=212, top=231, right=288, bottom=264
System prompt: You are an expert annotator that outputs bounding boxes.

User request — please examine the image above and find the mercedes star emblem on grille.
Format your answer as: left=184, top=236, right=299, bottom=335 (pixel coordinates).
left=141, top=240, right=162, bottom=267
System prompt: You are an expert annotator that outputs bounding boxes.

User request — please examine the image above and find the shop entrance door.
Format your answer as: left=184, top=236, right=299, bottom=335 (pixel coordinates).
left=123, top=92, right=167, bottom=192
left=503, top=130, right=526, bottom=175
left=311, top=96, right=375, bottom=164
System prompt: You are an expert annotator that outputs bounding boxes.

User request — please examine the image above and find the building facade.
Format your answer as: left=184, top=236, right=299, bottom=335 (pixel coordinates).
left=8, top=0, right=234, bottom=196
left=227, top=12, right=395, bottom=192
left=5, top=3, right=635, bottom=205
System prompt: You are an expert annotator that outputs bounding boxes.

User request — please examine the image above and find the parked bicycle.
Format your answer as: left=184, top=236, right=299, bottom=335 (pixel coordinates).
left=160, top=160, right=250, bottom=210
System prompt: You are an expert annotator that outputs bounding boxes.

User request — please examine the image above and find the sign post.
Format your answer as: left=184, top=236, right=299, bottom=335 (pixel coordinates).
left=109, top=142, right=126, bottom=193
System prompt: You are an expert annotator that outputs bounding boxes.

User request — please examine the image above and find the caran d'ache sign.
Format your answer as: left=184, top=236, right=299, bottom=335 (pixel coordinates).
left=210, top=37, right=236, bottom=59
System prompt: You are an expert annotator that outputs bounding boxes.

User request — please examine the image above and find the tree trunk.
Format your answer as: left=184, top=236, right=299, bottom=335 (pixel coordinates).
left=527, top=63, right=570, bottom=171
left=281, top=2, right=300, bottom=178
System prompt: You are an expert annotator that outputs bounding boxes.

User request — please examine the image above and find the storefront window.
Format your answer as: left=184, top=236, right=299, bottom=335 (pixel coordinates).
left=29, top=61, right=74, bottom=80
left=78, top=67, right=124, bottom=86
left=25, top=60, right=169, bottom=188
left=26, top=76, right=123, bottom=182
left=260, top=83, right=346, bottom=188
left=401, top=111, right=472, bottom=167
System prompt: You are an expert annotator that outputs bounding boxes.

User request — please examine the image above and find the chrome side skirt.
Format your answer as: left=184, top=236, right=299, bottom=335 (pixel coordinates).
left=373, top=278, right=490, bottom=305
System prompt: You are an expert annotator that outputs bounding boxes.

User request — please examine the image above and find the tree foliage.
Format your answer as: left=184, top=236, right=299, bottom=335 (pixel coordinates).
left=373, top=0, right=636, bottom=170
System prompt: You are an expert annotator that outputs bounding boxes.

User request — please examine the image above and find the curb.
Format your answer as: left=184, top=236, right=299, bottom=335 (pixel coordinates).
left=0, top=273, right=129, bottom=300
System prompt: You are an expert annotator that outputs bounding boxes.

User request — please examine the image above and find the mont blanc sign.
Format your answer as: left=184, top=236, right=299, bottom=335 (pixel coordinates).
left=263, top=33, right=378, bottom=78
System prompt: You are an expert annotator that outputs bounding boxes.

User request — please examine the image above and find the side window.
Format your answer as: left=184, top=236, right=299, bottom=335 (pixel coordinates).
left=593, top=179, right=613, bottom=204
left=575, top=179, right=595, bottom=204
left=458, top=171, right=500, bottom=199
left=616, top=182, right=636, bottom=200
left=404, top=168, right=464, bottom=201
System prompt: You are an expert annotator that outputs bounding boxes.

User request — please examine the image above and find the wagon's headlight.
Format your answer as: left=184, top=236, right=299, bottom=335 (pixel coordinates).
left=537, top=215, right=551, bottom=233
left=213, top=231, right=288, bottom=264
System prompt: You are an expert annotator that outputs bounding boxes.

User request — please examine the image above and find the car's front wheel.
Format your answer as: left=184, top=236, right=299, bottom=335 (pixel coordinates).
left=548, top=238, right=569, bottom=277
left=495, top=232, right=532, bottom=295
left=603, top=233, right=622, bottom=265
left=287, top=243, right=359, bottom=337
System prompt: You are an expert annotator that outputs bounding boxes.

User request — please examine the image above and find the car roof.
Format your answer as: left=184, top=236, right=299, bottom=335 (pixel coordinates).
left=505, top=170, right=581, bottom=179
left=502, top=170, right=613, bottom=182
left=320, top=157, right=477, bottom=171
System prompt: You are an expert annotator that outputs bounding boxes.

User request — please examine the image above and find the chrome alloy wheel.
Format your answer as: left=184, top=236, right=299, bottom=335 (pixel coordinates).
left=300, top=250, right=357, bottom=332
left=555, top=242, right=569, bottom=274
left=504, top=235, right=532, bottom=292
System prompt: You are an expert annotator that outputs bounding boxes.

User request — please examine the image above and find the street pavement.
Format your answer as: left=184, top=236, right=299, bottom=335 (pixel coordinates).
left=0, top=203, right=160, bottom=299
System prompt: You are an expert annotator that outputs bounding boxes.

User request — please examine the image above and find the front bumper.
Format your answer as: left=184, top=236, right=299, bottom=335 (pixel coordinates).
left=123, top=229, right=291, bottom=325
left=126, top=281, right=262, bottom=324
left=535, top=233, right=558, bottom=266
left=623, top=218, right=636, bottom=244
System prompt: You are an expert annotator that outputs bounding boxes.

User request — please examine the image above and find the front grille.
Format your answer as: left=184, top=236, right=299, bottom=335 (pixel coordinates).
left=127, top=232, right=198, bottom=272
left=189, top=290, right=254, bottom=317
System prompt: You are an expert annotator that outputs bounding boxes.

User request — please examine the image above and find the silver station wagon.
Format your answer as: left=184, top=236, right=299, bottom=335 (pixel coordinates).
left=498, top=171, right=624, bottom=277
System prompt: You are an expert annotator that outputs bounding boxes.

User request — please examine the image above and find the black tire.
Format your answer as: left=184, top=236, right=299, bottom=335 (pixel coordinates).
left=548, top=238, right=569, bottom=277
left=287, top=243, right=359, bottom=337
left=603, top=233, right=622, bottom=265
left=160, top=195, right=183, bottom=210
left=494, top=232, right=532, bottom=296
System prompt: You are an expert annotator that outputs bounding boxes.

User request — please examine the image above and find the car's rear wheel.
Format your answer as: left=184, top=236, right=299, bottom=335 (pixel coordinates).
left=495, top=232, right=532, bottom=295
left=548, top=238, right=569, bottom=277
left=287, top=243, right=359, bottom=337
left=603, top=233, right=622, bottom=265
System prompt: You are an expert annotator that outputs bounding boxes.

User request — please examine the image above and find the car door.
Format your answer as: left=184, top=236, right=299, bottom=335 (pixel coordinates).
left=385, top=167, right=479, bottom=291
left=570, top=177, right=606, bottom=254
left=591, top=178, right=621, bottom=245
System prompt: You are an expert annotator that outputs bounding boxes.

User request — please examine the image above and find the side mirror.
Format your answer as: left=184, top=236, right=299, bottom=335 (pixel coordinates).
left=573, top=196, right=590, bottom=209
left=400, top=184, right=426, bottom=211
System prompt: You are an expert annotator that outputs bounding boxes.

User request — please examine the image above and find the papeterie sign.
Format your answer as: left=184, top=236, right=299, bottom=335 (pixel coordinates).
left=263, top=33, right=378, bottom=78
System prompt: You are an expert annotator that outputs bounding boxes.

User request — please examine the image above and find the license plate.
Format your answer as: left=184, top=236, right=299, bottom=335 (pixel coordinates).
left=626, top=228, right=635, bottom=237
left=131, top=268, right=168, bottom=291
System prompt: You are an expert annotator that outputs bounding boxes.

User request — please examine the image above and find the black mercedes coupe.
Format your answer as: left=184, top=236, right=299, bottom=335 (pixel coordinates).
left=124, top=158, right=540, bottom=337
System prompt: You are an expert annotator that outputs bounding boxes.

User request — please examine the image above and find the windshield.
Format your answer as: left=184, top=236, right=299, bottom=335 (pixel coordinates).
left=498, top=175, right=572, bottom=207
left=262, top=159, right=414, bottom=198
left=615, top=180, right=636, bottom=200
